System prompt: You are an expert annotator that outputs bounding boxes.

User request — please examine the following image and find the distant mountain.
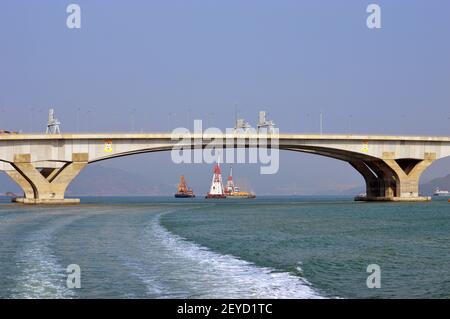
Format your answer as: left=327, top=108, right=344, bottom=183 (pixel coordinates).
left=420, top=174, right=450, bottom=195
left=67, top=165, right=174, bottom=196
left=0, top=165, right=175, bottom=196
left=1, top=166, right=449, bottom=197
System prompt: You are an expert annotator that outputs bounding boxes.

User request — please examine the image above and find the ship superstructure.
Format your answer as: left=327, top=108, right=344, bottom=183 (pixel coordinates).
left=433, top=188, right=450, bottom=196
left=206, top=161, right=226, bottom=199
left=175, top=175, right=195, bottom=198
left=225, top=165, right=235, bottom=194
left=224, top=165, right=256, bottom=199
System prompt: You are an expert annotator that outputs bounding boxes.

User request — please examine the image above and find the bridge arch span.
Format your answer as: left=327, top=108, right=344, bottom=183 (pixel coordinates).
left=1, top=133, right=448, bottom=204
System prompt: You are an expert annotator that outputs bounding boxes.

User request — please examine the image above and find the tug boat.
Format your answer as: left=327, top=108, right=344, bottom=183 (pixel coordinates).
left=174, top=175, right=195, bottom=198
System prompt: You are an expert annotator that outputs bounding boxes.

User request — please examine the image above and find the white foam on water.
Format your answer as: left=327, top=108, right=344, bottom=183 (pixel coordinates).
left=10, top=213, right=87, bottom=299
left=128, top=213, right=325, bottom=299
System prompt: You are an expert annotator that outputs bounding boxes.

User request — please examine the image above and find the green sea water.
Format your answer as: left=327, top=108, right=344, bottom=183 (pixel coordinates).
left=0, top=196, right=449, bottom=298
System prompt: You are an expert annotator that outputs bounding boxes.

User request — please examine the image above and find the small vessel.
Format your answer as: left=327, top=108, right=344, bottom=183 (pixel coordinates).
left=224, top=165, right=256, bottom=199
left=174, top=175, right=195, bottom=198
left=205, top=162, right=227, bottom=199
left=433, top=188, right=450, bottom=196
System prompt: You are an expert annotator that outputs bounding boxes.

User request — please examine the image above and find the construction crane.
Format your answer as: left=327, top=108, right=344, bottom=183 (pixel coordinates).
left=46, top=108, right=61, bottom=134
left=257, top=111, right=276, bottom=133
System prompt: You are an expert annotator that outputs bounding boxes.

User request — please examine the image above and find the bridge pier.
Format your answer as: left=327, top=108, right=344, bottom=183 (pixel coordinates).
left=291, top=147, right=435, bottom=202
left=6, top=153, right=88, bottom=204
left=380, top=152, right=435, bottom=201
left=353, top=152, right=435, bottom=202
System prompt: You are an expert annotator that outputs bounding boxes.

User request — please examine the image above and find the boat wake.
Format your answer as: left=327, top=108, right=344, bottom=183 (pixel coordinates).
left=124, top=213, right=324, bottom=299
left=10, top=214, right=86, bottom=299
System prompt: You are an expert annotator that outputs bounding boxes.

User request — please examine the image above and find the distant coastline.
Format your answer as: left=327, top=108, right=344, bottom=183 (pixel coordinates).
left=1, top=165, right=449, bottom=197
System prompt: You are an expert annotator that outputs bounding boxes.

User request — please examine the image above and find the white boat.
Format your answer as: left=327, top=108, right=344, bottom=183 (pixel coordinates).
left=433, top=188, right=450, bottom=196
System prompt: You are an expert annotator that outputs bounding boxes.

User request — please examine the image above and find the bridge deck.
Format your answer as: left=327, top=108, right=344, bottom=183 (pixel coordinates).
left=1, top=133, right=450, bottom=142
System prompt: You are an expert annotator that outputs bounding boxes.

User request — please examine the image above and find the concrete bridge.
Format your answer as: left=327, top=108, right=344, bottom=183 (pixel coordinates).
left=1, top=132, right=449, bottom=204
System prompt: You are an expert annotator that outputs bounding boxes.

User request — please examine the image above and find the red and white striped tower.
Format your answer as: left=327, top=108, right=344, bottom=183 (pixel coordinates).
left=206, top=160, right=226, bottom=199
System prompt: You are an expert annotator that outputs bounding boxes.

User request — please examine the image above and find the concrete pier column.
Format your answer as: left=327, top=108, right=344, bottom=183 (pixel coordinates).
left=349, top=160, right=380, bottom=198
left=350, top=159, right=397, bottom=200
left=7, top=153, right=88, bottom=204
left=366, top=160, right=397, bottom=199
left=5, top=169, right=36, bottom=199
left=47, top=155, right=88, bottom=200
left=381, top=152, right=435, bottom=201
left=351, top=154, right=434, bottom=202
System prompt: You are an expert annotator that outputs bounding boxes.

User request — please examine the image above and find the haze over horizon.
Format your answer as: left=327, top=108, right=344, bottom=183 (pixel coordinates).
left=1, top=0, right=450, bottom=194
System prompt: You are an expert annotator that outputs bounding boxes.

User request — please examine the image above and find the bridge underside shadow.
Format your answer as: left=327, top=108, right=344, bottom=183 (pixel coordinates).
left=285, top=147, right=435, bottom=202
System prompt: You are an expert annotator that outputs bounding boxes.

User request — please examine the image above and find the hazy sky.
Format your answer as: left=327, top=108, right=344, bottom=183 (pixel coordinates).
left=1, top=0, right=449, bottom=194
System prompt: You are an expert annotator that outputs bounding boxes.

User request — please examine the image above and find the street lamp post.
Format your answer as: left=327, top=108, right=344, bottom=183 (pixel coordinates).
left=131, top=108, right=136, bottom=132
left=29, top=107, right=34, bottom=132
left=0, top=107, right=5, bottom=129
left=187, top=107, right=191, bottom=131
left=349, top=115, right=352, bottom=134
left=319, top=112, right=323, bottom=135
left=167, top=112, right=177, bottom=131
left=84, top=110, right=91, bottom=132
left=306, top=113, right=310, bottom=133
left=76, top=107, right=81, bottom=133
